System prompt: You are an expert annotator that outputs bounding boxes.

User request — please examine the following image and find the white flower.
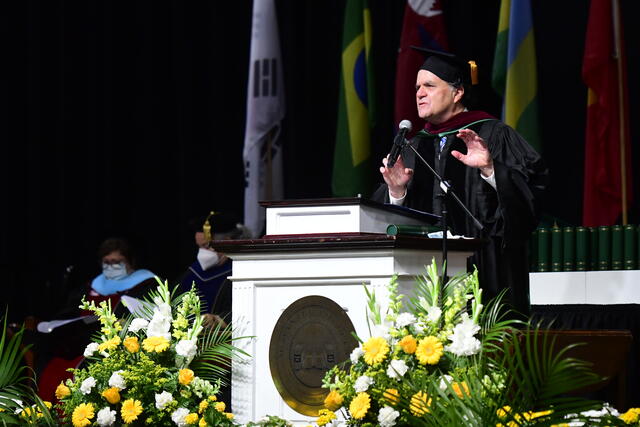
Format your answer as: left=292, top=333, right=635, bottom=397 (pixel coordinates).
left=350, top=347, right=364, bottom=364
left=147, top=302, right=172, bottom=340
left=155, top=391, right=174, bottom=410
left=378, top=406, right=400, bottom=427
left=371, top=320, right=392, bottom=340
left=171, top=407, right=190, bottom=426
left=80, top=377, right=96, bottom=394
left=386, top=359, right=409, bottom=379
left=128, top=318, right=149, bottom=333
left=426, top=306, right=442, bottom=323
left=412, top=322, right=425, bottom=335
left=96, top=407, right=117, bottom=426
left=438, top=374, right=453, bottom=391
left=83, top=342, right=99, bottom=357
left=395, top=312, right=416, bottom=329
left=176, top=339, right=197, bottom=359
left=354, top=375, right=374, bottom=392
left=445, top=314, right=481, bottom=356
left=108, top=371, right=126, bottom=390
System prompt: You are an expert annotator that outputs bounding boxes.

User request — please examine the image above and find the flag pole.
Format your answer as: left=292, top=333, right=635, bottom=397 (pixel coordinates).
left=266, top=128, right=273, bottom=200
left=612, top=0, right=628, bottom=225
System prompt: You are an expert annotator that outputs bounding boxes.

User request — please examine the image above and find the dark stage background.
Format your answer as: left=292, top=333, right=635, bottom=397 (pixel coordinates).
left=3, top=0, right=639, bottom=324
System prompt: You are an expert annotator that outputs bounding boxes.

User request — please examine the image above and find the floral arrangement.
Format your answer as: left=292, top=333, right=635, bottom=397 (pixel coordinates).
left=3, top=264, right=640, bottom=426
left=53, top=278, right=246, bottom=426
left=315, top=259, right=635, bottom=426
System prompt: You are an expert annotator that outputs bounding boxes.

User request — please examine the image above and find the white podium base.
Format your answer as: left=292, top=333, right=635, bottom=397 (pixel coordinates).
left=229, top=243, right=472, bottom=424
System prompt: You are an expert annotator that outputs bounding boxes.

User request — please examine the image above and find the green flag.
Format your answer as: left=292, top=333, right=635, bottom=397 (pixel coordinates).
left=332, top=0, right=376, bottom=197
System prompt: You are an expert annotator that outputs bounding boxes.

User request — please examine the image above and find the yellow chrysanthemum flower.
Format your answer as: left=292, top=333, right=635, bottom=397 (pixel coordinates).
left=523, top=409, right=553, bottom=421
left=55, top=382, right=71, bottom=399
left=102, top=387, right=121, bottom=404
left=620, top=408, right=640, bottom=424
left=199, top=400, right=209, bottom=414
left=415, top=336, right=443, bottom=365
left=497, top=406, right=512, bottom=419
left=410, top=391, right=431, bottom=416
left=349, top=392, right=371, bottom=419
left=98, top=336, right=121, bottom=352
left=316, top=408, right=337, bottom=426
left=225, top=413, right=234, bottom=420
left=185, top=413, right=199, bottom=424
left=383, top=388, right=400, bottom=406
left=398, top=334, right=417, bottom=354
left=452, top=381, right=470, bottom=399
left=362, top=336, right=389, bottom=365
left=123, top=336, right=140, bottom=353
left=179, top=368, right=195, bottom=385
left=121, top=399, right=143, bottom=424
left=142, top=336, right=170, bottom=353
left=43, top=401, right=52, bottom=409
left=20, top=407, right=35, bottom=418
left=72, top=403, right=95, bottom=427
left=199, top=417, right=208, bottom=427
left=208, top=395, right=217, bottom=401
left=323, top=389, right=343, bottom=411
left=215, top=401, right=226, bottom=412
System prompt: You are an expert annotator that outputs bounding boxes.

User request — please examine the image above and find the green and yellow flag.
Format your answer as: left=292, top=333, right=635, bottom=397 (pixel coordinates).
left=492, top=0, right=541, bottom=152
left=332, top=0, right=376, bottom=197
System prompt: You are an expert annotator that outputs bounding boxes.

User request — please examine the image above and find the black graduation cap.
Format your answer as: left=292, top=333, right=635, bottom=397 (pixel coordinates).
left=411, top=46, right=478, bottom=86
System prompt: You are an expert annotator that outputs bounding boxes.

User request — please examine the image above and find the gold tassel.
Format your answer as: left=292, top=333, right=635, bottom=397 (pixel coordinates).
left=468, top=60, right=478, bottom=85
left=203, top=211, right=216, bottom=243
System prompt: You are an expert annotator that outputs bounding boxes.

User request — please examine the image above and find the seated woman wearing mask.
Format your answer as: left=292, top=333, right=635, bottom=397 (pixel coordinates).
left=36, top=237, right=157, bottom=402
left=85, top=237, right=157, bottom=312
left=178, top=211, right=250, bottom=324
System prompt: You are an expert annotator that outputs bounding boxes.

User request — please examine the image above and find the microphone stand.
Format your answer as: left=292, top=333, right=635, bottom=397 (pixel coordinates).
left=402, top=141, right=484, bottom=282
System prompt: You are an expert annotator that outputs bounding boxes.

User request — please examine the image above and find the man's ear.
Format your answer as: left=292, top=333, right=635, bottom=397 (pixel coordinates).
left=453, top=86, right=465, bottom=103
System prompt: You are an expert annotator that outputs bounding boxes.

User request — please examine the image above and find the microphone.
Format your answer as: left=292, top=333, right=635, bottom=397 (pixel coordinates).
left=387, top=119, right=412, bottom=168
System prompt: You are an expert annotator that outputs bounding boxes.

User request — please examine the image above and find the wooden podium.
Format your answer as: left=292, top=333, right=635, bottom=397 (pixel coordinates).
left=210, top=198, right=480, bottom=425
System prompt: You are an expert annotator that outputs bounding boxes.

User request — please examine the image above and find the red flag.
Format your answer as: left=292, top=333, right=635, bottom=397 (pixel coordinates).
left=394, top=0, right=448, bottom=137
left=582, top=0, right=632, bottom=226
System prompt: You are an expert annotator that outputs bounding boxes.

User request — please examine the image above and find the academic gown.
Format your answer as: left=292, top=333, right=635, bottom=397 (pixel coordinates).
left=179, top=259, right=232, bottom=317
left=372, top=117, right=548, bottom=316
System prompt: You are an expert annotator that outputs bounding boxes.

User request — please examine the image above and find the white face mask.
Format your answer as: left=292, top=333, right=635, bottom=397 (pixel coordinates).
left=103, top=262, right=128, bottom=280
left=197, top=248, right=220, bottom=271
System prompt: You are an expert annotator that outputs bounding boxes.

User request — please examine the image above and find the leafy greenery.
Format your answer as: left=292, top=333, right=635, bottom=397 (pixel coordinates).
left=0, top=311, right=55, bottom=426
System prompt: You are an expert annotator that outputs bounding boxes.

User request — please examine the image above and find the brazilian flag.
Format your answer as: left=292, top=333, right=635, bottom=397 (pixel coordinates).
left=492, top=0, right=541, bottom=153
left=332, top=0, right=376, bottom=197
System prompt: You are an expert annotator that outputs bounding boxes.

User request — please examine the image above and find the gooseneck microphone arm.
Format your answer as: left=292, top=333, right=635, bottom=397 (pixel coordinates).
left=401, top=140, right=484, bottom=280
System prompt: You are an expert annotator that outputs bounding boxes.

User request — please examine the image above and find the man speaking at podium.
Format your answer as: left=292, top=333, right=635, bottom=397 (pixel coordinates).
left=372, top=48, right=548, bottom=317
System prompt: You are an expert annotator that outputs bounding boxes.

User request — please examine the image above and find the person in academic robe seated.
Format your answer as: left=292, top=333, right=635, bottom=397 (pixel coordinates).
left=178, top=210, right=250, bottom=327
left=373, top=47, right=548, bottom=318
left=36, top=237, right=158, bottom=403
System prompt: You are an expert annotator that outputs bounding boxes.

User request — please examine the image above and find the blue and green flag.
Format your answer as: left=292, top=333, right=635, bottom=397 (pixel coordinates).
left=492, top=0, right=541, bottom=152
left=332, top=0, right=376, bottom=197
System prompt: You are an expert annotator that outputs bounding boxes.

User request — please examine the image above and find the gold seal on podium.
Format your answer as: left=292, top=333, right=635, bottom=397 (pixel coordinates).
left=268, top=295, right=357, bottom=416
